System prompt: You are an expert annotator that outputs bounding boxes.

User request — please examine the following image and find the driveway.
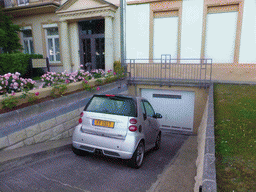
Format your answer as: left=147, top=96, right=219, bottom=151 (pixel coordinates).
left=0, top=133, right=188, bottom=192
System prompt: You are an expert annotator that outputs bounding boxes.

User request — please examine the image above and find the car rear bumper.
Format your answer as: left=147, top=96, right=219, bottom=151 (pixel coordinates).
left=72, top=141, right=133, bottom=159
left=72, top=125, right=141, bottom=159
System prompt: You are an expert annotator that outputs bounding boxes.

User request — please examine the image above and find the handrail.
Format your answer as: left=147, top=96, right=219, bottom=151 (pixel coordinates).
left=126, top=56, right=212, bottom=86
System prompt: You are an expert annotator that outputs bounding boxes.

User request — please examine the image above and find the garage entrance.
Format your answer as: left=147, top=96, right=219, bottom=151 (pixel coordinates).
left=141, top=89, right=195, bottom=132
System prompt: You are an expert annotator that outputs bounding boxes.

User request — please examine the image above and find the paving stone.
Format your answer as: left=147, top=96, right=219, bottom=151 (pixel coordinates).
left=202, top=180, right=217, bottom=192
left=8, top=130, right=26, bottom=145
left=56, top=113, right=69, bottom=125
left=56, top=109, right=79, bottom=125
left=62, top=131, right=69, bottom=138
left=4, top=141, right=24, bottom=151
left=53, top=124, right=65, bottom=137
left=68, top=128, right=75, bottom=137
left=25, top=124, right=41, bottom=138
left=39, top=118, right=57, bottom=132
left=203, top=154, right=216, bottom=181
left=23, top=137, right=35, bottom=146
left=205, top=137, right=215, bottom=154
left=34, top=129, right=53, bottom=143
left=63, top=118, right=79, bottom=130
left=50, top=134, right=63, bottom=141
left=0, top=136, right=9, bottom=149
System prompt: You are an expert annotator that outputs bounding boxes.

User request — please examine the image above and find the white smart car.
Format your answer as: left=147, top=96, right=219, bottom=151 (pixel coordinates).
left=72, top=94, right=162, bottom=168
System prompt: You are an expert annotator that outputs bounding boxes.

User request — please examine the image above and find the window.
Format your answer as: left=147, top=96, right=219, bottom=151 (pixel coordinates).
left=143, top=101, right=155, bottom=117
left=153, top=11, right=179, bottom=60
left=80, top=19, right=104, bottom=35
left=17, top=0, right=29, bottom=6
left=86, top=95, right=136, bottom=117
left=45, top=27, right=60, bottom=62
left=205, top=5, right=239, bottom=63
left=22, top=29, right=34, bottom=54
left=205, top=12, right=238, bottom=63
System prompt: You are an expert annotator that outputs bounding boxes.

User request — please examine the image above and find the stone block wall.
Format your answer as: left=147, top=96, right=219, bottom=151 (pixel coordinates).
left=0, top=79, right=127, bottom=151
left=0, top=107, right=83, bottom=151
left=194, top=84, right=217, bottom=192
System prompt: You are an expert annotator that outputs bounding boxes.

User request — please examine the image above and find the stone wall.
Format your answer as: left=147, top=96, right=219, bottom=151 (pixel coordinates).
left=0, top=80, right=127, bottom=151
left=194, top=84, right=217, bottom=192
left=0, top=108, right=81, bottom=150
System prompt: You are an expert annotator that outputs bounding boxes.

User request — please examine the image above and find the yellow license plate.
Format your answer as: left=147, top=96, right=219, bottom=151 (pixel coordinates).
left=93, top=119, right=115, bottom=128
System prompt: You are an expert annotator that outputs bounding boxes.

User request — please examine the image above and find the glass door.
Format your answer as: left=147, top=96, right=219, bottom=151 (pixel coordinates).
left=79, top=19, right=105, bottom=71
left=95, top=38, right=105, bottom=69
left=82, top=38, right=92, bottom=70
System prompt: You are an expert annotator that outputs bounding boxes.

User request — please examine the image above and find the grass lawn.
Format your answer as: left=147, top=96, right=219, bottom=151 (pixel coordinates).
left=214, top=84, right=256, bottom=191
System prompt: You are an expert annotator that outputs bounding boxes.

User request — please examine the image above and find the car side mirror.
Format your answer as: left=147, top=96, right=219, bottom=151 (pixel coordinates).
left=154, top=113, right=162, bottom=119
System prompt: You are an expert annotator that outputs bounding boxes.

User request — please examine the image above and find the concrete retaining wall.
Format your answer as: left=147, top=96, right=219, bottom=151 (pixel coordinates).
left=0, top=80, right=127, bottom=151
left=0, top=109, right=81, bottom=151
left=194, top=84, right=217, bottom=192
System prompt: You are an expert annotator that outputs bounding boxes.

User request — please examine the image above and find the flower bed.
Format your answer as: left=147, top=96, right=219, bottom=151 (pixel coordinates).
left=0, top=69, right=122, bottom=111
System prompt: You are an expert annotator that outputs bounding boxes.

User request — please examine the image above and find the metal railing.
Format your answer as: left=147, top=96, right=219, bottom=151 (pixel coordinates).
left=126, top=55, right=212, bottom=86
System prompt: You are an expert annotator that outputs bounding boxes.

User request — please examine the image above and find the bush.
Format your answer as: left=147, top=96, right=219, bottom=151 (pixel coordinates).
left=0, top=72, right=36, bottom=94
left=0, top=53, right=43, bottom=77
left=114, top=60, right=125, bottom=78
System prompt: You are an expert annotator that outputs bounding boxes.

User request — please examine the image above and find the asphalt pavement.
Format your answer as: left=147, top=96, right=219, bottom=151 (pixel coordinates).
left=0, top=131, right=197, bottom=192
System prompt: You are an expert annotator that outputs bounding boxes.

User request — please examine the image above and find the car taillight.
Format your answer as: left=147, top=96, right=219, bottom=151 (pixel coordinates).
left=79, top=118, right=82, bottom=124
left=129, top=125, right=137, bottom=132
left=129, top=118, right=137, bottom=124
left=80, top=112, right=84, bottom=117
left=106, top=94, right=115, bottom=97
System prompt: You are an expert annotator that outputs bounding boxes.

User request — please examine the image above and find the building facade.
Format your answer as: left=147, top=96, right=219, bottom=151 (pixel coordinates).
left=2, top=0, right=256, bottom=73
left=3, top=0, right=121, bottom=73
left=126, top=0, right=256, bottom=65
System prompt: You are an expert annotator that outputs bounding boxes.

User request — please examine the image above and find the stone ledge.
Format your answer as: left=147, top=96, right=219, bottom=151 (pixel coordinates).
left=0, top=80, right=128, bottom=151
left=0, top=79, right=127, bottom=138
left=0, top=77, right=105, bottom=109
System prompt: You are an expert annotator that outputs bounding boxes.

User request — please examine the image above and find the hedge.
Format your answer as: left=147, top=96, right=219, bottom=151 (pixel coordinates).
left=0, top=53, right=43, bottom=77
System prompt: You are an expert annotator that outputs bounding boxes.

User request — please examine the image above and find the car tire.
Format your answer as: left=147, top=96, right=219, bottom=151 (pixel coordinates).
left=129, top=141, right=145, bottom=169
left=72, top=145, right=84, bottom=156
left=154, top=133, right=161, bottom=150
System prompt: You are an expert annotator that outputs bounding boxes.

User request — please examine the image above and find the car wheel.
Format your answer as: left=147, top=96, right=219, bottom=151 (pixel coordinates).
left=129, top=141, right=145, bottom=169
left=72, top=145, right=84, bottom=156
left=154, top=133, right=161, bottom=150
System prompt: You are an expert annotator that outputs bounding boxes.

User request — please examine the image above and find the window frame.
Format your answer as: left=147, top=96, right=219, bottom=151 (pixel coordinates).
left=45, top=27, right=61, bottom=63
left=142, top=100, right=155, bottom=117
left=21, top=28, right=34, bottom=54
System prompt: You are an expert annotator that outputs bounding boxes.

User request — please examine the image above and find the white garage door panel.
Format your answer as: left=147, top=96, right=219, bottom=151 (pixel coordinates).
left=141, top=89, right=195, bottom=132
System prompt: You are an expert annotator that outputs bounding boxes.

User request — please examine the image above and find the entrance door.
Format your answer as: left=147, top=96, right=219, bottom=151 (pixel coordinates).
left=79, top=19, right=105, bottom=70
left=95, top=38, right=105, bottom=69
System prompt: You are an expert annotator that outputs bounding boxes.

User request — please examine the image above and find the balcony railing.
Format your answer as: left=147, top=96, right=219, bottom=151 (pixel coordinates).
left=3, top=0, right=60, bottom=8
left=126, top=55, right=212, bottom=87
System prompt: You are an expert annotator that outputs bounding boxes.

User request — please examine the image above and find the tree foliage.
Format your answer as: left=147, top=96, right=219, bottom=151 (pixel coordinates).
left=0, top=8, right=22, bottom=53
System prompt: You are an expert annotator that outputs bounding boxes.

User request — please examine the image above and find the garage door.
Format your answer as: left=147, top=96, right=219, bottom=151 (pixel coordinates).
left=141, top=89, right=195, bottom=132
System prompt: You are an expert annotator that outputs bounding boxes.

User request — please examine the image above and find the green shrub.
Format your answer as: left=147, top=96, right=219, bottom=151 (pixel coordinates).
left=114, top=60, right=125, bottom=78
left=0, top=53, right=43, bottom=77
left=1, top=94, right=19, bottom=109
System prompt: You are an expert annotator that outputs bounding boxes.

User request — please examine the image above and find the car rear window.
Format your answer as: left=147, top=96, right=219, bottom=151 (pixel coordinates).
left=85, top=96, right=136, bottom=117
